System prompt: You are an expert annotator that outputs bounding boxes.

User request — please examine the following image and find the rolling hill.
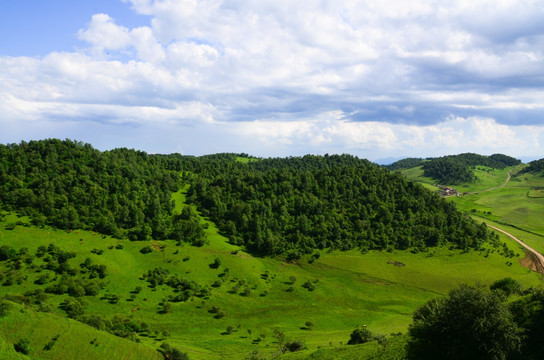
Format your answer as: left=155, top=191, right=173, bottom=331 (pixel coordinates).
left=0, top=140, right=542, bottom=359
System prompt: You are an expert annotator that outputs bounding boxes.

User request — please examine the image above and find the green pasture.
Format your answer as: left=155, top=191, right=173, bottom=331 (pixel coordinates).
left=0, top=207, right=541, bottom=359
left=401, top=165, right=519, bottom=194
left=0, top=302, right=160, bottom=360
left=235, top=156, right=260, bottom=164
left=451, top=172, right=544, bottom=239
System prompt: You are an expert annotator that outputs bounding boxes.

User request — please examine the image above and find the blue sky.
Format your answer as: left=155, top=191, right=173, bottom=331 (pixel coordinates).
left=1, top=0, right=544, bottom=163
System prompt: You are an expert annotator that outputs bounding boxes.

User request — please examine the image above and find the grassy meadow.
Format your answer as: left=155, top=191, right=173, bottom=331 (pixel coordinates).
left=403, top=164, right=544, bottom=265
left=400, top=165, right=519, bottom=193
left=1, top=170, right=543, bottom=359
left=0, top=215, right=541, bottom=358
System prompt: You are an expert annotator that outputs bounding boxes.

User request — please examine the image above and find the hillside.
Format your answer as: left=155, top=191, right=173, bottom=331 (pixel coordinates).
left=0, top=212, right=539, bottom=359
left=1, top=140, right=496, bottom=255
left=0, top=140, right=542, bottom=359
left=185, top=154, right=494, bottom=254
left=519, top=158, right=544, bottom=176
left=389, top=153, right=521, bottom=184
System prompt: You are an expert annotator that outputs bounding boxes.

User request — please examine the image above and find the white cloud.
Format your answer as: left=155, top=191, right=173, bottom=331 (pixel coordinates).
left=3, top=0, right=544, bottom=160
left=78, top=14, right=132, bottom=51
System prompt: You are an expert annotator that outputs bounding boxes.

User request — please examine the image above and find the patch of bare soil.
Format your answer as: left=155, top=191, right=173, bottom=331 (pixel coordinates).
left=519, top=251, right=544, bottom=274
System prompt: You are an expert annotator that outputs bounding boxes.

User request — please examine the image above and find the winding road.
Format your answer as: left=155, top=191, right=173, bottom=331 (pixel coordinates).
left=459, top=165, right=544, bottom=273
left=488, top=225, right=544, bottom=274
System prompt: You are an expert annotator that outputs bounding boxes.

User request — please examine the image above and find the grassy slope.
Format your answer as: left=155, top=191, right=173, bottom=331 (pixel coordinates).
left=400, top=165, right=516, bottom=193
left=452, top=173, right=544, bottom=235
left=0, top=302, right=161, bottom=360
left=403, top=164, right=544, bottom=264
left=0, top=179, right=542, bottom=359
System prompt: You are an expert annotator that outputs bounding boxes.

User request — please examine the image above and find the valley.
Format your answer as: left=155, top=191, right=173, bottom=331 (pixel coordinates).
left=0, top=142, right=543, bottom=359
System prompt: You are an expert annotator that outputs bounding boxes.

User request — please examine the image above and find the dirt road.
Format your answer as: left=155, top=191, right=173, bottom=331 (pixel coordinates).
left=481, top=165, right=520, bottom=193
left=488, top=224, right=544, bottom=274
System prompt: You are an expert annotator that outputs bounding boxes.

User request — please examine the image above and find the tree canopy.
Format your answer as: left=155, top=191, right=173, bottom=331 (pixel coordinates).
left=407, top=284, right=523, bottom=360
left=0, top=140, right=496, bottom=256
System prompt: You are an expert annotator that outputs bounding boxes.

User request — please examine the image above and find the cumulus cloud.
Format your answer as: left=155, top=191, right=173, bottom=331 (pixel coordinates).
left=2, top=0, right=544, bottom=160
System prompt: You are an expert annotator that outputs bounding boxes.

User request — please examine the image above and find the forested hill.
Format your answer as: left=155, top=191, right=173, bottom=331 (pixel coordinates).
left=388, top=153, right=520, bottom=184
left=520, top=158, right=544, bottom=176
left=0, top=140, right=494, bottom=256
left=0, top=139, right=183, bottom=240
left=185, top=154, right=494, bottom=255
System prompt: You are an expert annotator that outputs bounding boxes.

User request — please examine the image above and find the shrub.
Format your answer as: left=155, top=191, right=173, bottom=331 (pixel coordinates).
left=140, top=246, right=153, bottom=254
left=284, top=339, right=305, bottom=352
left=348, top=326, right=374, bottom=345
left=14, top=338, right=31, bottom=354
left=0, top=301, right=12, bottom=317
left=209, top=257, right=222, bottom=269
left=160, top=342, right=189, bottom=360
left=301, top=280, right=315, bottom=291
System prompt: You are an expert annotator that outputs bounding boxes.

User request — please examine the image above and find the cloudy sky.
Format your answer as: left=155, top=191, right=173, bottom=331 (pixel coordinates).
left=1, top=0, right=544, bottom=163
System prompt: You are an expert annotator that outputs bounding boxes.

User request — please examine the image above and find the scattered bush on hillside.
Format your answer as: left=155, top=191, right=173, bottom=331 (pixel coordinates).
left=0, top=300, right=12, bottom=317
left=140, top=246, right=153, bottom=254
left=60, top=297, right=86, bottom=318
left=301, top=280, right=316, bottom=291
left=284, top=339, right=306, bottom=352
left=209, top=257, right=222, bottom=269
left=14, top=338, right=31, bottom=355
left=160, top=342, right=190, bottom=360
left=43, top=334, right=60, bottom=351
left=347, top=326, right=374, bottom=345
left=0, top=245, right=16, bottom=261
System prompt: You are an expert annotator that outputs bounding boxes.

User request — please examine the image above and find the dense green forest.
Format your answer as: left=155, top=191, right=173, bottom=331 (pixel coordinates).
left=0, top=139, right=192, bottom=242
left=388, top=153, right=521, bottom=184
left=185, top=154, right=495, bottom=255
left=0, top=140, right=495, bottom=257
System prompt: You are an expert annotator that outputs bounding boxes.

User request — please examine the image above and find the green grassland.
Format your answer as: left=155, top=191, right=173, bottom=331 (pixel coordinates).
left=450, top=172, right=544, bottom=254
left=235, top=156, right=260, bottom=164
left=400, top=165, right=519, bottom=193
left=0, top=301, right=161, bottom=360
left=403, top=164, right=544, bottom=259
left=0, top=196, right=541, bottom=359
